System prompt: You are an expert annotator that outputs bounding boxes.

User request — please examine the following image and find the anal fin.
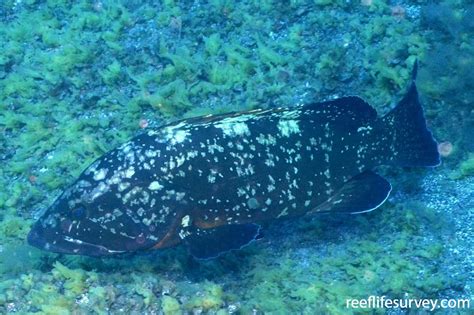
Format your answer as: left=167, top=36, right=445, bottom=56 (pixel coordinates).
left=311, top=170, right=392, bottom=214
left=182, top=223, right=261, bottom=260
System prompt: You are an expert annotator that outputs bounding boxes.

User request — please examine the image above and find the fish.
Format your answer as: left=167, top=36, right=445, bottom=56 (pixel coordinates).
left=27, top=62, right=440, bottom=259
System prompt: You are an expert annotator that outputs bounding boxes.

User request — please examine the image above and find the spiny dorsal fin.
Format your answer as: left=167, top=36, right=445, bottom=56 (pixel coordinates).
left=303, top=96, right=378, bottom=127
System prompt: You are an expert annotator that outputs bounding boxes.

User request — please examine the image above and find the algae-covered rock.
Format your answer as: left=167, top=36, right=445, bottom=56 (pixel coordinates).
left=185, top=282, right=224, bottom=311
left=52, top=261, right=87, bottom=296
left=0, top=0, right=471, bottom=313
left=205, top=33, right=222, bottom=56
left=452, top=153, right=474, bottom=179
left=100, top=60, right=122, bottom=85
left=0, top=215, right=30, bottom=239
left=161, top=295, right=181, bottom=315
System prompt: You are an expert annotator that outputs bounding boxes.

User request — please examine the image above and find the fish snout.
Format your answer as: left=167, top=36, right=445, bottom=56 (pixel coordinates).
left=27, top=225, right=45, bottom=249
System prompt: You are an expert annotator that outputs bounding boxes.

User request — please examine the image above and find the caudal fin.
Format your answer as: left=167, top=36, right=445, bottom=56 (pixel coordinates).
left=381, top=61, right=440, bottom=167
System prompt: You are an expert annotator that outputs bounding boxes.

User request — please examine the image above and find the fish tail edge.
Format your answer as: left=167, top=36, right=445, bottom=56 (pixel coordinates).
left=381, top=61, right=440, bottom=167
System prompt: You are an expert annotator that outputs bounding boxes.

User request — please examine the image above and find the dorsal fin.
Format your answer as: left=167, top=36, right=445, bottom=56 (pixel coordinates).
left=303, top=96, right=378, bottom=126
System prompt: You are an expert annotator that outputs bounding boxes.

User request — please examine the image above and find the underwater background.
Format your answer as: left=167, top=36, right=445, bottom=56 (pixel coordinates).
left=0, top=0, right=473, bottom=314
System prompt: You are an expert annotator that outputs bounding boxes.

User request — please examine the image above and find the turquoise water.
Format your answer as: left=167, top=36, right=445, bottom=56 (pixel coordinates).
left=0, top=0, right=473, bottom=314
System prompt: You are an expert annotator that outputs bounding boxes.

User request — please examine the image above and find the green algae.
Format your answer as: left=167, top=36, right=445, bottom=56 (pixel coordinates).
left=0, top=0, right=471, bottom=313
left=231, top=198, right=456, bottom=313
left=161, top=295, right=181, bottom=315
left=452, top=153, right=474, bottom=179
left=257, top=39, right=288, bottom=67
left=52, top=261, right=89, bottom=296
left=145, top=79, right=192, bottom=116
left=100, top=60, right=123, bottom=85
left=0, top=215, right=30, bottom=239
left=184, top=282, right=224, bottom=311
left=204, top=33, right=222, bottom=56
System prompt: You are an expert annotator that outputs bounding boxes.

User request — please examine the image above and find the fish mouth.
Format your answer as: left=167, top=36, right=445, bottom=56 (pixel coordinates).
left=27, top=225, right=125, bottom=257
left=27, top=227, right=72, bottom=254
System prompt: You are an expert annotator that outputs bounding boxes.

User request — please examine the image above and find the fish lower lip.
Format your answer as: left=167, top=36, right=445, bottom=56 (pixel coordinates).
left=62, top=236, right=126, bottom=255
left=27, top=227, right=126, bottom=256
left=27, top=227, right=85, bottom=255
left=27, top=228, right=59, bottom=253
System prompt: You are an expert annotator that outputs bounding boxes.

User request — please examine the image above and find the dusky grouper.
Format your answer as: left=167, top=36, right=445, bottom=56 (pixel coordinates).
left=28, top=62, right=440, bottom=259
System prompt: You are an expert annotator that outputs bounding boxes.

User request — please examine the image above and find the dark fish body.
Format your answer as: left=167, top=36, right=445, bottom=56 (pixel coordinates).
left=28, top=65, right=440, bottom=259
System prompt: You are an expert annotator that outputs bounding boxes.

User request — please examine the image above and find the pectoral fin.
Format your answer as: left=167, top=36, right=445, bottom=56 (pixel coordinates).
left=181, top=223, right=261, bottom=260
left=311, top=170, right=391, bottom=214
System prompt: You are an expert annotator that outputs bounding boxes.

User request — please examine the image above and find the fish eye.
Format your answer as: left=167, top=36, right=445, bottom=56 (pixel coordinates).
left=72, top=205, right=86, bottom=219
